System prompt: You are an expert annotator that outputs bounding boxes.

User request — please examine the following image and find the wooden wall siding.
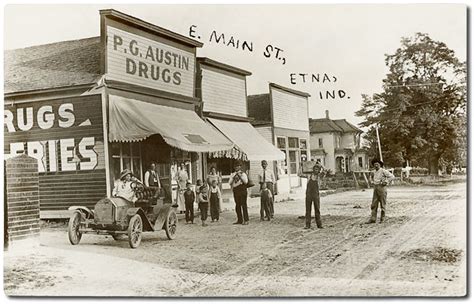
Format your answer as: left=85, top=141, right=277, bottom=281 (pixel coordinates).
left=5, top=155, right=40, bottom=243
left=201, top=66, right=247, bottom=117
left=4, top=95, right=107, bottom=212
left=106, top=26, right=195, bottom=98
left=271, top=87, right=309, bottom=131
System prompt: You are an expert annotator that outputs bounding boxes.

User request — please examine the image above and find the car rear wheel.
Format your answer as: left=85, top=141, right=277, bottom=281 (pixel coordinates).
left=128, top=214, right=143, bottom=248
left=165, top=209, right=177, bottom=240
left=68, top=211, right=83, bottom=245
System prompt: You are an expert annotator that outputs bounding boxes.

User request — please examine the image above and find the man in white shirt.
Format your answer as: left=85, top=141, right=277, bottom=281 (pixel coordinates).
left=229, top=161, right=249, bottom=225
left=258, top=160, right=276, bottom=218
left=144, top=162, right=161, bottom=188
left=367, top=159, right=395, bottom=223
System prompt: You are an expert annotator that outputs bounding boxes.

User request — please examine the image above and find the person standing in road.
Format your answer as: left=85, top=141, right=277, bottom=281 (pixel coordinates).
left=183, top=182, right=195, bottom=224
left=175, top=163, right=189, bottom=213
left=208, top=179, right=221, bottom=222
left=229, top=161, right=249, bottom=225
left=367, top=159, right=395, bottom=224
left=260, top=182, right=272, bottom=221
left=198, top=184, right=209, bottom=227
left=300, top=161, right=325, bottom=229
left=258, top=160, right=276, bottom=218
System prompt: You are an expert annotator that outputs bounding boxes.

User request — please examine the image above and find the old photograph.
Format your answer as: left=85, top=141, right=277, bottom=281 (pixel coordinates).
left=2, top=3, right=468, bottom=297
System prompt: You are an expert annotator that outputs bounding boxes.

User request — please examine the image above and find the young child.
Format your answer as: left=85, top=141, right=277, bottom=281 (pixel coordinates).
left=260, top=182, right=272, bottom=221
left=209, top=179, right=221, bottom=222
left=198, top=184, right=209, bottom=227
left=183, top=182, right=195, bottom=224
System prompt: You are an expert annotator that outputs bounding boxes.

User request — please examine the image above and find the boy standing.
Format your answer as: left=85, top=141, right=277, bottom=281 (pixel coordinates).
left=198, top=184, right=209, bottom=227
left=183, top=182, right=195, bottom=224
left=209, top=179, right=221, bottom=222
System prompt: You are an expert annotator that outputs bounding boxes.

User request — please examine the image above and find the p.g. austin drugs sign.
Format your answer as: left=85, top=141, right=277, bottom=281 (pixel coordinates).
left=106, top=26, right=195, bottom=97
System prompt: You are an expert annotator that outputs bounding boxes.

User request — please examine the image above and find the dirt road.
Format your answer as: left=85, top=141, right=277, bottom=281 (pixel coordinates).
left=4, top=182, right=466, bottom=296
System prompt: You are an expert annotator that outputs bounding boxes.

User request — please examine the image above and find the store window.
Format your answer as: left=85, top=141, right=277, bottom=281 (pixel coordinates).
left=288, top=137, right=298, bottom=149
left=277, top=137, right=286, bottom=149
left=358, top=156, right=363, bottom=168
left=289, top=150, right=298, bottom=174
left=299, top=139, right=307, bottom=162
left=111, top=142, right=142, bottom=181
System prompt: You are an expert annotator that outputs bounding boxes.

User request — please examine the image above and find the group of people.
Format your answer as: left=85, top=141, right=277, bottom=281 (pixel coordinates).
left=112, top=158, right=395, bottom=230
left=183, top=176, right=222, bottom=227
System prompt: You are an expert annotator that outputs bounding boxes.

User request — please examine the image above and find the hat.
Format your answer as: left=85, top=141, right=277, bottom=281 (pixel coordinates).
left=120, top=169, right=133, bottom=180
left=312, top=163, right=323, bottom=171
left=261, top=160, right=268, bottom=165
left=371, top=159, right=384, bottom=167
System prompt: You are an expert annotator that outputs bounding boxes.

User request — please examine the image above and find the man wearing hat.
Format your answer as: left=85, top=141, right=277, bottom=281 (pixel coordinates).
left=112, top=169, right=142, bottom=203
left=229, top=161, right=249, bottom=225
left=258, top=160, right=276, bottom=218
left=367, top=159, right=395, bottom=224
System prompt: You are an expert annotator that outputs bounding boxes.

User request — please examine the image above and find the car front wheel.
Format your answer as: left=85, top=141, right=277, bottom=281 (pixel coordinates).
left=68, top=211, right=83, bottom=245
left=165, top=210, right=177, bottom=240
left=127, top=214, right=143, bottom=248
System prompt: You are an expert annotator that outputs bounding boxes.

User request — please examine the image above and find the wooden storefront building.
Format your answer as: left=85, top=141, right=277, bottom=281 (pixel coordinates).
left=4, top=9, right=234, bottom=218
left=247, top=83, right=311, bottom=195
left=196, top=58, right=285, bottom=201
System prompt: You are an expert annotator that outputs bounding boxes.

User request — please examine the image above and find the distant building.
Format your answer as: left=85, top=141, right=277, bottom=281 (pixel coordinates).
left=309, top=111, right=368, bottom=173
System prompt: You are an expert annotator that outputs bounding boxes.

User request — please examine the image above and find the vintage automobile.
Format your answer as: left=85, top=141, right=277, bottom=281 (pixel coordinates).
left=67, top=184, right=177, bottom=248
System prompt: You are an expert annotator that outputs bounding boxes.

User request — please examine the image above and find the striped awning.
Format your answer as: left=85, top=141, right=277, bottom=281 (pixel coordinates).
left=108, top=95, right=234, bottom=153
left=208, top=118, right=286, bottom=161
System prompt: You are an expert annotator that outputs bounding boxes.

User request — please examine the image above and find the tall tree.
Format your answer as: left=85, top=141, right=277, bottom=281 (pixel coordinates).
left=356, top=33, right=466, bottom=174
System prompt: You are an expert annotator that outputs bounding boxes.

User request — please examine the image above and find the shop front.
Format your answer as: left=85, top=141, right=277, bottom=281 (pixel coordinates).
left=4, top=9, right=234, bottom=218
left=195, top=57, right=284, bottom=201
left=206, top=118, right=285, bottom=200
left=247, top=83, right=312, bottom=196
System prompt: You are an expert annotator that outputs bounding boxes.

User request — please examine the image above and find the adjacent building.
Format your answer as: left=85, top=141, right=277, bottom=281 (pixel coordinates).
left=196, top=58, right=284, bottom=200
left=309, top=110, right=368, bottom=173
left=248, top=83, right=311, bottom=195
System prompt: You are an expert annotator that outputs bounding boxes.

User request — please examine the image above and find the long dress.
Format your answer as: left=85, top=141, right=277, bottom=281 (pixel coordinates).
left=176, top=169, right=188, bottom=212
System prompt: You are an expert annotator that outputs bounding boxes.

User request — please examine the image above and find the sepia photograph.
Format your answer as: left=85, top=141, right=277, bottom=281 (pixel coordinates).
left=2, top=2, right=468, bottom=298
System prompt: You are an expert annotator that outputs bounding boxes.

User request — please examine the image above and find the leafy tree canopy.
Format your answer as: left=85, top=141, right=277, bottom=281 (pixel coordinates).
left=356, top=33, right=466, bottom=174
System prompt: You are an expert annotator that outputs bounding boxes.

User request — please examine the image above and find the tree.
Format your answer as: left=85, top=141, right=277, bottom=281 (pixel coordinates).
left=356, top=33, right=466, bottom=175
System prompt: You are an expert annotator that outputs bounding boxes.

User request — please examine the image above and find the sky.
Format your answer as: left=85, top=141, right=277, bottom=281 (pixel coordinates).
left=3, top=3, right=467, bottom=126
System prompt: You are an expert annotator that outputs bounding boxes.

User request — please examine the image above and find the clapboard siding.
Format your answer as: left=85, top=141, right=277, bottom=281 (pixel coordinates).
left=255, top=126, right=274, bottom=144
left=106, top=26, right=195, bottom=98
left=4, top=95, right=107, bottom=215
left=271, top=87, right=309, bottom=131
left=201, top=65, right=247, bottom=117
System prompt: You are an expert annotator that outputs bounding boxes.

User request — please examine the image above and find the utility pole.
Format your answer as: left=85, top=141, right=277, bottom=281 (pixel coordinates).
left=375, top=124, right=383, bottom=161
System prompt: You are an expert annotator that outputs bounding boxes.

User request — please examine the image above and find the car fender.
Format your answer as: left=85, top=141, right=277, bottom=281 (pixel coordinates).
left=68, top=206, right=94, bottom=219
left=126, top=208, right=154, bottom=232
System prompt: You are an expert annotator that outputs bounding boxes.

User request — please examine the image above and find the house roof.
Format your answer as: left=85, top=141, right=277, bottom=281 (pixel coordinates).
left=333, top=119, right=361, bottom=133
left=4, top=37, right=102, bottom=94
left=309, top=118, right=343, bottom=133
left=309, top=118, right=361, bottom=134
left=247, top=94, right=272, bottom=124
